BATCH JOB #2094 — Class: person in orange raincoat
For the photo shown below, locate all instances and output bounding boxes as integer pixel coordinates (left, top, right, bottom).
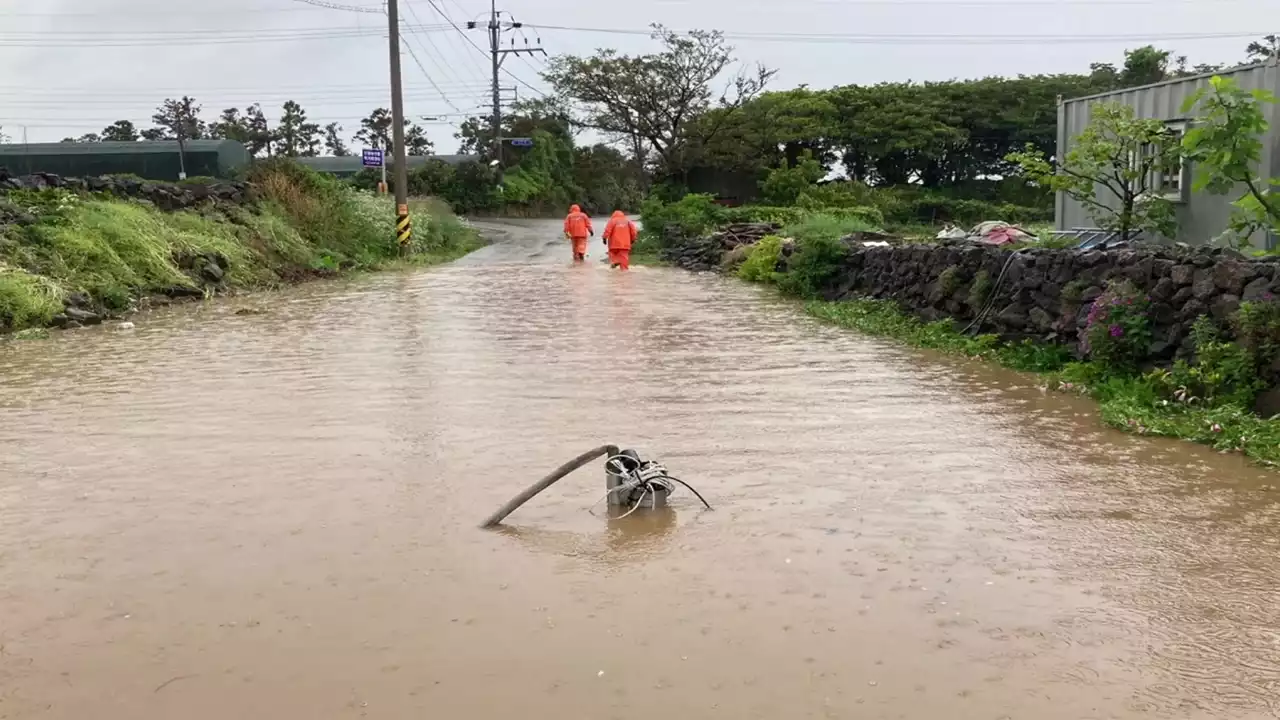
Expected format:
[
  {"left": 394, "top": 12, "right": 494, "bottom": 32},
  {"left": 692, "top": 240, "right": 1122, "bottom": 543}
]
[
  {"left": 602, "top": 210, "right": 638, "bottom": 270},
  {"left": 563, "top": 204, "right": 593, "bottom": 262}
]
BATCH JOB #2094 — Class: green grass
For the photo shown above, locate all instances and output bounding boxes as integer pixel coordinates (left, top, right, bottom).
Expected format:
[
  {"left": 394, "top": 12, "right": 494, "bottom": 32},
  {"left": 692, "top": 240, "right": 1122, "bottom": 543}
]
[
  {"left": 779, "top": 212, "right": 880, "bottom": 243},
  {"left": 803, "top": 297, "right": 1280, "bottom": 467},
  {"left": 0, "top": 162, "right": 480, "bottom": 334},
  {"left": 628, "top": 237, "right": 665, "bottom": 266}
]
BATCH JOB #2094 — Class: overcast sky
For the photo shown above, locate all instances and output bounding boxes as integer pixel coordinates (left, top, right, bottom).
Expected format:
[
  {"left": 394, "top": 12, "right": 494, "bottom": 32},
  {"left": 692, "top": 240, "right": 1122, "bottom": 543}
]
[{"left": 0, "top": 0, "right": 1268, "bottom": 151}]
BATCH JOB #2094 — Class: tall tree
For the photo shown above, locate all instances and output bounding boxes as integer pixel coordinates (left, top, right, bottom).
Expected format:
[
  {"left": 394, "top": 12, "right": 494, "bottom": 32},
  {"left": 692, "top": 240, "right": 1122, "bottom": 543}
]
[
  {"left": 354, "top": 108, "right": 431, "bottom": 154},
  {"left": 1247, "top": 34, "right": 1280, "bottom": 62},
  {"left": 244, "top": 104, "right": 274, "bottom": 157},
  {"left": 276, "top": 100, "right": 322, "bottom": 157},
  {"left": 150, "top": 96, "right": 205, "bottom": 178},
  {"left": 404, "top": 122, "right": 432, "bottom": 155},
  {"left": 355, "top": 108, "right": 394, "bottom": 150},
  {"left": 100, "top": 120, "right": 139, "bottom": 141},
  {"left": 210, "top": 108, "right": 251, "bottom": 143},
  {"left": 543, "top": 24, "right": 775, "bottom": 177},
  {"left": 323, "top": 122, "right": 350, "bottom": 156}
]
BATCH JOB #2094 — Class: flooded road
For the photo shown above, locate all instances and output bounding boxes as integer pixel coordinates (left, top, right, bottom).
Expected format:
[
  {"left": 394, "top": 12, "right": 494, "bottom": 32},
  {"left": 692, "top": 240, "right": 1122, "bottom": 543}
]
[{"left": 3, "top": 218, "right": 1280, "bottom": 719}]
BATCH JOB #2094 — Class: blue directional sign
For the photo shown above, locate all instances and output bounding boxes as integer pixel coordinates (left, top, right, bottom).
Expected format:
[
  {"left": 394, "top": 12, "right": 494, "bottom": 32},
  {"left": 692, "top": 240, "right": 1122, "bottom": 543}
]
[
  {"left": 362, "top": 148, "right": 384, "bottom": 167},
  {"left": 508, "top": 137, "right": 534, "bottom": 148}
]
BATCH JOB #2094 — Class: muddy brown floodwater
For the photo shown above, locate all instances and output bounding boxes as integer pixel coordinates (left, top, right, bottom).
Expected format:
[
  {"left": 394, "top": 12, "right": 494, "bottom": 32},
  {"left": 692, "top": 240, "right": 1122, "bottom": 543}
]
[{"left": 3, "top": 218, "right": 1280, "bottom": 720}]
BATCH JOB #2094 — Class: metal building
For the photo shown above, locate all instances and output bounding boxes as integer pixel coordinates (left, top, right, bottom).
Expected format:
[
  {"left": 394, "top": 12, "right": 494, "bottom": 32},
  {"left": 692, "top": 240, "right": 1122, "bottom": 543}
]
[
  {"left": 0, "top": 140, "right": 251, "bottom": 180},
  {"left": 1056, "top": 60, "right": 1280, "bottom": 249}
]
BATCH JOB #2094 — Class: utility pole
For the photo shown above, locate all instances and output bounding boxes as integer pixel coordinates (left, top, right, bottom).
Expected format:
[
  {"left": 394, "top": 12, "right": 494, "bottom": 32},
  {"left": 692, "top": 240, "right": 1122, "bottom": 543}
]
[
  {"left": 471, "top": 4, "right": 544, "bottom": 177},
  {"left": 387, "top": 0, "right": 411, "bottom": 253}
]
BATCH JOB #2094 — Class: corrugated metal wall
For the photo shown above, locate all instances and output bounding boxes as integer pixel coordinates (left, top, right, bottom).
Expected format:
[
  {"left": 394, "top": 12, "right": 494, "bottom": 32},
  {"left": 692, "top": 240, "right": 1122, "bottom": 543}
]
[
  {"left": 0, "top": 140, "right": 250, "bottom": 181},
  {"left": 1057, "top": 62, "right": 1280, "bottom": 249}
]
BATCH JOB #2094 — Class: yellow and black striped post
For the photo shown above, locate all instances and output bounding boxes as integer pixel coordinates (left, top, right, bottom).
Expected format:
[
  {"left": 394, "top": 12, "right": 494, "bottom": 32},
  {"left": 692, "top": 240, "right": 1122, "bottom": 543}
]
[{"left": 396, "top": 203, "right": 412, "bottom": 254}]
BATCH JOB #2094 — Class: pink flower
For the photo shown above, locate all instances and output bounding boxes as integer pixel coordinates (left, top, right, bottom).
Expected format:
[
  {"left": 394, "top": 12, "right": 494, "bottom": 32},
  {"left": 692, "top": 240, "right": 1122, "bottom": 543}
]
[
  {"left": 1109, "top": 324, "right": 1124, "bottom": 338},
  {"left": 1211, "top": 423, "right": 1223, "bottom": 433}
]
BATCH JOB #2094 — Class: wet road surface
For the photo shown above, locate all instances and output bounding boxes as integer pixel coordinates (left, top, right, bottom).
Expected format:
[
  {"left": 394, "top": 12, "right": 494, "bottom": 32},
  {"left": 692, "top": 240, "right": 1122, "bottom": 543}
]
[{"left": 2, "top": 218, "right": 1280, "bottom": 719}]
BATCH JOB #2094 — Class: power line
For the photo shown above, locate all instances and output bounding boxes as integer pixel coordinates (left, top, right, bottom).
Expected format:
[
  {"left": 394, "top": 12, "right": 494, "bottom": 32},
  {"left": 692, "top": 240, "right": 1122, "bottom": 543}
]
[
  {"left": 417, "top": 0, "right": 491, "bottom": 85},
  {"left": 0, "top": 0, "right": 1272, "bottom": 14},
  {"left": 525, "top": 24, "right": 1265, "bottom": 45},
  {"left": 399, "top": 36, "right": 462, "bottom": 111},
  {"left": 291, "top": 0, "right": 383, "bottom": 13}
]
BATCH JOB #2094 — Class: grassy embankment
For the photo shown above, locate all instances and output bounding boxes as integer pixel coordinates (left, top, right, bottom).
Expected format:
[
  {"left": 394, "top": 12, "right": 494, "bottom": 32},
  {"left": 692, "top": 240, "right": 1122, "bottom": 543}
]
[
  {"left": 0, "top": 160, "right": 482, "bottom": 336},
  {"left": 641, "top": 193, "right": 1280, "bottom": 467}
]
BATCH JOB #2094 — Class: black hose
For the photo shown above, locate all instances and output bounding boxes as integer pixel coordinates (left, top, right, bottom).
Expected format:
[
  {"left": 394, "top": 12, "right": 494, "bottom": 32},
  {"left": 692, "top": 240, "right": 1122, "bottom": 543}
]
[
  {"left": 661, "top": 475, "right": 713, "bottom": 510},
  {"left": 960, "top": 248, "right": 1026, "bottom": 336},
  {"left": 480, "top": 444, "right": 620, "bottom": 528}
]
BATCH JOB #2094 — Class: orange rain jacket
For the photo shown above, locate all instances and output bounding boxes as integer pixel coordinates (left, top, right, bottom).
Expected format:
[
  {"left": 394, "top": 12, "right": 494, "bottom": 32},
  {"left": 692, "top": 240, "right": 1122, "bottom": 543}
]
[
  {"left": 563, "top": 205, "right": 593, "bottom": 239},
  {"left": 603, "top": 211, "right": 637, "bottom": 250}
]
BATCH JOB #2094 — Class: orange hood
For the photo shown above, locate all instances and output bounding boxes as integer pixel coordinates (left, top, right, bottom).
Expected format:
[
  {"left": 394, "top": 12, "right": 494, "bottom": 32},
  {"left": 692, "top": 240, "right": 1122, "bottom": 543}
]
[{"left": 569, "top": 205, "right": 581, "bottom": 214}]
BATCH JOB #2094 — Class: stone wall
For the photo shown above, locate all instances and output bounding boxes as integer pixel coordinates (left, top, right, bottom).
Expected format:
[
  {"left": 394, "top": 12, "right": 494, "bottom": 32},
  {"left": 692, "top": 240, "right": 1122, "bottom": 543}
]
[
  {"left": 0, "top": 169, "right": 254, "bottom": 211},
  {"left": 661, "top": 226, "right": 1280, "bottom": 363}
]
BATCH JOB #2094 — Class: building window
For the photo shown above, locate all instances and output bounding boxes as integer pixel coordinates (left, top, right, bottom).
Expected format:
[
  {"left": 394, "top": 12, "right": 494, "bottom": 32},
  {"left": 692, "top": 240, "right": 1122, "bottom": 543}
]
[{"left": 1134, "top": 121, "right": 1188, "bottom": 202}]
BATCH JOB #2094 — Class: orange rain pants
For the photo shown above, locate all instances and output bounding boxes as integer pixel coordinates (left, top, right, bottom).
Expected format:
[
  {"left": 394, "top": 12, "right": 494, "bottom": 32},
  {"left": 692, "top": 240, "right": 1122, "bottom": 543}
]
[
  {"left": 602, "top": 211, "right": 637, "bottom": 271},
  {"left": 564, "top": 204, "right": 593, "bottom": 262}
]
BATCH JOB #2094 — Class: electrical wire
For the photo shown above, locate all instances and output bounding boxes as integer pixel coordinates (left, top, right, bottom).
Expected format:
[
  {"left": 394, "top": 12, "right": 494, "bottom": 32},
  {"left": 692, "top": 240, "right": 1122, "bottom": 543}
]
[
  {"left": 524, "top": 24, "right": 1263, "bottom": 45},
  {"left": 402, "top": 1, "right": 475, "bottom": 90},
  {"left": 0, "top": 0, "right": 1271, "bottom": 15},
  {"left": 292, "top": 0, "right": 383, "bottom": 13},
  {"left": 615, "top": 487, "right": 650, "bottom": 519},
  {"left": 417, "top": 0, "right": 492, "bottom": 85},
  {"left": 399, "top": 37, "right": 462, "bottom": 111}
]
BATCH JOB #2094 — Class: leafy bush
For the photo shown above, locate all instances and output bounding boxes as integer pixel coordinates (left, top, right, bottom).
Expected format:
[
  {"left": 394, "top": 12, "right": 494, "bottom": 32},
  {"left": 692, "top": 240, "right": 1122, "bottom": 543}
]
[
  {"left": 1080, "top": 280, "right": 1152, "bottom": 374},
  {"left": 864, "top": 186, "right": 1052, "bottom": 227},
  {"left": 721, "top": 205, "right": 805, "bottom": 226},
  {"left": 1234, "top": 299, "right": 1280, "bottom": 372},
  {"left": 760, "top": 153, "right": 826, "bottom": 206},
  {"left": 639, "top": 193, "right": 727, "bottom": 245},
  {"left": 737, "top": 235, "right": 783, "bottom": 283},
  {"left": 776, "top": 234, "right": 848, "bottom": 299},
  {"left": 780, "top": 212, "right": 878, "bottom": 245},
  {"left": 1148, "top": 317, "right": 1261, "bottom": 407}
]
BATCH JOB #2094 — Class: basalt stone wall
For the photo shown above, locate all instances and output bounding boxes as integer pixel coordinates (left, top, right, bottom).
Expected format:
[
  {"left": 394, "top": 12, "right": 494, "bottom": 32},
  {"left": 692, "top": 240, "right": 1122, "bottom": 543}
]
[
  {"left": 0, "top": 169, "right": 255, "bottom": 211},
  {"left": 822, "top": 242, "right": 1280, "bottom": 361},
  {"left": 663, "top": 226, "right": 1280, "bottom": 364}
]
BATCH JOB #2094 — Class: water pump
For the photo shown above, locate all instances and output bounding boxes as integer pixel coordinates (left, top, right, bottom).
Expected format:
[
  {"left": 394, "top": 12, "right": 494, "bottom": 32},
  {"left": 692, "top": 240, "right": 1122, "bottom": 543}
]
[{"left": 480, "top": 444, "right": 711, "bottom": 528}]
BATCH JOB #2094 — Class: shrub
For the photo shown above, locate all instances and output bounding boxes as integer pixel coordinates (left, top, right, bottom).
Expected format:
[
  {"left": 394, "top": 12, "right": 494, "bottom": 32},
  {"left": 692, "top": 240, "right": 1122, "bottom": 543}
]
[
  {"left": 1080, "top": 280, "right": 1152, "bottom": 374},
  {"left": 760, "top": 154, "right": 825, "bottom": 206},
  {"left": 721, "top": 205, "right": 805, "bottom": 226},
  {"left": 780, "top": 212, "right": 878, "bottom": 245},
  {"left": 737, "top": 235, "right": 784, "bottom": 283},
  {"left": 776, "top": 234, "right": 848, "bottom": 299},
  {"left": 639, "top": 193, "right": 726, "bottom": 245},
  {"left": 1234, "top": 299, "right": 1280, "bottom": 372},
  {"left": 1148, "top": 317, "right": 1261, "bottom": 407}
]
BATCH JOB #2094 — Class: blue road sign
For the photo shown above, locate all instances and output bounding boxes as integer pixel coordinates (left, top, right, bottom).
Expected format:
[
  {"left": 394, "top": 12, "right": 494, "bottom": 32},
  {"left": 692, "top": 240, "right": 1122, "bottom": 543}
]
[
  {"left": 508, "top": 137, "right": 534, "bottom": 148},
  {"left": 362, "top": 148, "right": 384, "bottom": 167}
]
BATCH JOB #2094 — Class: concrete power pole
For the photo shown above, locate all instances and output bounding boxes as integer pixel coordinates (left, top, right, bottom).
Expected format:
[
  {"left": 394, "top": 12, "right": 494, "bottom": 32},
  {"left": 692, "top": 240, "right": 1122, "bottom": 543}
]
[
  {"left": 473, "top": 3, "right": 544, "bottom": 176},
  {"left": 387, "top": 0, "right": 412, "bottom": 253}
]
